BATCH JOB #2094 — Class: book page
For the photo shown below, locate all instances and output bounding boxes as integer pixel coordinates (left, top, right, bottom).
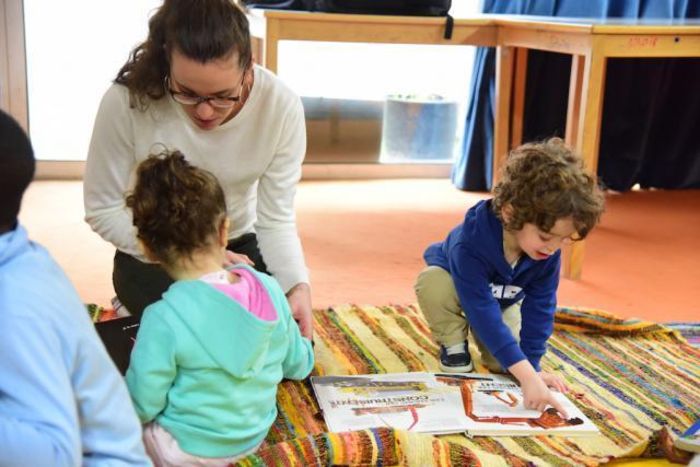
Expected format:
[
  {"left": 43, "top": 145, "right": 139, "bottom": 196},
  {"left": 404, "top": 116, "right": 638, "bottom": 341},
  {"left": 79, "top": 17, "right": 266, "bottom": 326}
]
[
  {"left": 434, "top": 373, "right": 599, "bottom": 437},
  {"left": 312, "top": 372, "right": 470, "bottom": 434},
  {"left": 312, "top": 372, "right": 600, "bottom": 437}
]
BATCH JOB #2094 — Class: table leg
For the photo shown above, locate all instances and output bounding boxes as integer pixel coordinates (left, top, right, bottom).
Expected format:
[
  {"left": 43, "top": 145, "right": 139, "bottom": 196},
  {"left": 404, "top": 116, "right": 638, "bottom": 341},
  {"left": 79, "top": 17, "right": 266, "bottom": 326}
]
[
  {"left": 577, "top": 49, "right": 606, "bottom": 175},
  {"left": 562, "top": 48, "right": 607, "bottom": 280},
  {"left": 565, "top": 54, "right": 585, "bottom": 148},
  {"left": 251, "top": 36, "right": 264, "bottom": 68},
  {"left": 510, "top": 47, "right": 528, "bottom": 149},
  {"left": 493, "top": 45, "right": 515, "bottom": 187},
  {"left": 264, "top": 18, "right": 280, "bottom": 74}
]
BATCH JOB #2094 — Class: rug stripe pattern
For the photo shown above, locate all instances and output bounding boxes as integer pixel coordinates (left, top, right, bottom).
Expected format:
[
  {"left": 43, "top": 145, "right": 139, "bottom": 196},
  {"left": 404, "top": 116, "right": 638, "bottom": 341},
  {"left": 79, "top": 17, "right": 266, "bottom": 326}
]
[{"left": 236, "top": 305, "right": 700, "bottom": 466}]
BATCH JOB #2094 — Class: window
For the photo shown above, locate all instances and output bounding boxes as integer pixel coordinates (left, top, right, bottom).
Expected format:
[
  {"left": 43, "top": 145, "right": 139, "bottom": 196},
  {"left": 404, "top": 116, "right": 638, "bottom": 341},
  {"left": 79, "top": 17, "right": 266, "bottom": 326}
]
[
  {"left": 24, "top": 0, "right": 161, "bottom": 161},
  {"left": 279, "top": 41, "right": 475, "bottom": 163},
  {"left": 23, "top": 1, "right": 479, "bottom": 165}
]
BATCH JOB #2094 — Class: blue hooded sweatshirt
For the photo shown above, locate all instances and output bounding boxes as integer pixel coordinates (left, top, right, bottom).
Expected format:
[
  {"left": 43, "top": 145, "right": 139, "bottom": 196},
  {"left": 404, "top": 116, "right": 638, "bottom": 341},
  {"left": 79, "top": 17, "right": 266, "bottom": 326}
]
[
  {"left": 126, "top": 264, "right": 314, "bottom": 458},
  {"left": 424, "top": 200, "right": 560, "bottom": 371},
  {"left": 0, "top": 225, "right": 150, "bottom": 466}
]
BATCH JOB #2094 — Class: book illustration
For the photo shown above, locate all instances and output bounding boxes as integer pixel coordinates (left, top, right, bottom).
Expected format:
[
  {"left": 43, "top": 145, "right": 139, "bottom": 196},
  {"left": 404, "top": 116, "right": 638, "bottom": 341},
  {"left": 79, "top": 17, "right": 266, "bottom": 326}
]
[
  {"left": 314, "top": 375, "right": 434, "bottom": 431},
  {"left": 311, "top": 373, "right": 470, "bottom": 434},
  {"left": 314, "top": 375, "right": 432, "bottom": 396},
  {"left": 353, "top": 404, "right": 426, "bottom": 431},
  {"left": 435, "top": 373, "right": 597, "bottom": 436},
  {"left": 312, "top": 372, "right": 599, "bottom": 437}
]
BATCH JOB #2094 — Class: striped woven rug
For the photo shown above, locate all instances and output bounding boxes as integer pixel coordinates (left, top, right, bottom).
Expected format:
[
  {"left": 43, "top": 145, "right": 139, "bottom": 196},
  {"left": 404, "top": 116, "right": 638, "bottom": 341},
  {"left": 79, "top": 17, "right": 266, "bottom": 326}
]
[
  {"left": 236, "top": 305, "right": 699, "bottom": 467},
  {"left": 665, "top": 322, "right": 700, "bottom": 349}
]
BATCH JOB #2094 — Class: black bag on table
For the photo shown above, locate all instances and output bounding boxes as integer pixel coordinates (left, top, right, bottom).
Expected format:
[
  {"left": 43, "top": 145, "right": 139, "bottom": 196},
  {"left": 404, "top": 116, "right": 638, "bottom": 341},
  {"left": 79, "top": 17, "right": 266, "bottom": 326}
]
[
  {"left": 242, "top": 0, "right": 452, "bottom": 17},
  {"left": 241, "top": 0, "right": 454, "bottom": 38}
]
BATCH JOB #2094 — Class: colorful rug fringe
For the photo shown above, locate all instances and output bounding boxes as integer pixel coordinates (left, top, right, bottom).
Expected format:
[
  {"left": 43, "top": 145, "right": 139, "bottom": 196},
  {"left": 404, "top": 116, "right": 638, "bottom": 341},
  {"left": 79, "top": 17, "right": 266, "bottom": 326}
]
[
  {"left": 665, "top": 322, "right": 700, "bottom": 349},
  {"left": 235, "top": 305, "right": 700, "bottom": 466}
]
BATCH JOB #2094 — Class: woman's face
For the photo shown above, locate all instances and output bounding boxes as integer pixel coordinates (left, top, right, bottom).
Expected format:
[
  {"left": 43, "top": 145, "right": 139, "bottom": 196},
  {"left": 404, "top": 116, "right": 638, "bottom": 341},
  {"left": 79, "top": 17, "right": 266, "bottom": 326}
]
[{"left": 168, "top": 48, "right": 248, "bottom": 130}]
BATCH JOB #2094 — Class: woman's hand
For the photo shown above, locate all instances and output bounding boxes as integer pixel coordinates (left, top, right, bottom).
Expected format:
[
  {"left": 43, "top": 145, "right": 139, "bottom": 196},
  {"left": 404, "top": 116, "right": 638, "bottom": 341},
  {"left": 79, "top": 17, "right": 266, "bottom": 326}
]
[
  {"left": 223, "top": 250, "right": 254, "bottom": 267},
  {"left": 286, "top": 283, "right": 313, "bottom": 340}
]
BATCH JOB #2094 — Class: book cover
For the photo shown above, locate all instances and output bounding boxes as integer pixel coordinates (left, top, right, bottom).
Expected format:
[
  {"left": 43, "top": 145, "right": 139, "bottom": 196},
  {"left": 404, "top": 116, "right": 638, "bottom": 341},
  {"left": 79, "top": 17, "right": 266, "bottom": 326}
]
[
  {"left": 311, "top": 372, "right": 470, "bottom": 434},
  {"left": 94, "top": 315, "right": 140, "bottom": 375}
]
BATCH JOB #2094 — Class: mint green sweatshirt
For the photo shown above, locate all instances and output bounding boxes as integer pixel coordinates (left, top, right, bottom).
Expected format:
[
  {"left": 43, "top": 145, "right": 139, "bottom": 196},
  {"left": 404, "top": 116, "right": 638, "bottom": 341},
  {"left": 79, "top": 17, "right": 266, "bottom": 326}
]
[{"left": 125, "top": 266, "right": 314, "bottom": 457}]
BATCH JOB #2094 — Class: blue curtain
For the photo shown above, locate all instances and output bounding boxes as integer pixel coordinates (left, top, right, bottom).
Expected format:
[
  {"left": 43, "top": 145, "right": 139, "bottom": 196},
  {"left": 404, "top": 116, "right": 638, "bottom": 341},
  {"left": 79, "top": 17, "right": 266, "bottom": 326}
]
[{"left": 453, "top": 0, "right": 700, "bottom": 191}]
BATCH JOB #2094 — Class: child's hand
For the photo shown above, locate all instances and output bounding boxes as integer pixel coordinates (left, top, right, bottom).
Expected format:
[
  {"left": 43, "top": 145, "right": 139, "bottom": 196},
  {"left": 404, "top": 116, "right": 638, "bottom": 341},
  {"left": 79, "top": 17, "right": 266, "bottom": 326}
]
[
  {"left": 224, "top": 250, "right": 254, "bottom": 267},
  {"left": 539, "top": 371, "right": 568, "bottom": 393},
  {"left": 521, "top": 375, "right": 568, "bottom": 418},
  {"left": 509, "top": 360, "right": 568, "bottom": 418}
]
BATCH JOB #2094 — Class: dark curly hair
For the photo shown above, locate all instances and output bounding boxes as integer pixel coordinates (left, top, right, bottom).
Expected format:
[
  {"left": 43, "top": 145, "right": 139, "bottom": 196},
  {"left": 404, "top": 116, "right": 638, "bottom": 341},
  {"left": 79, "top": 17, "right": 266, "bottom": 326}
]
[
  {"left": 115, "top": 0, "right": 251, "bottom": 108},
  {"left": 126, "top": 150, "right": 227, "bottom": 267},
  {"left": 492, "top": 138, "right": 605, "bottom": 240}
]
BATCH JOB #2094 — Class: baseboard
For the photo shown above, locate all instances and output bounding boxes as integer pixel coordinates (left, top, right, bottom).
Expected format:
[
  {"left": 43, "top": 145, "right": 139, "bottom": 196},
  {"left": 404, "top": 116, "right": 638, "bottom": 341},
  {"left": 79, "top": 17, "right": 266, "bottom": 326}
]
[
  {"left": 302, "top": 163, "right": 452, "bottom": 180},
  {"left": 36, "top": 160, "right": 85, "bottom": 180},
  {"left": 35, "top": 160, "right": 452, "bottom": 181}
]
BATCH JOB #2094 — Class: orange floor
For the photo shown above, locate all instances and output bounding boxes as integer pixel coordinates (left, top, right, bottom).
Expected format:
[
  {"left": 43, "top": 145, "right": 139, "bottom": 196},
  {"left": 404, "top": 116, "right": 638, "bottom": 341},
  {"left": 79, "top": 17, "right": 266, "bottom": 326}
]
[{"left": 20, "top": 179, "right": 700, "bottom": 323}]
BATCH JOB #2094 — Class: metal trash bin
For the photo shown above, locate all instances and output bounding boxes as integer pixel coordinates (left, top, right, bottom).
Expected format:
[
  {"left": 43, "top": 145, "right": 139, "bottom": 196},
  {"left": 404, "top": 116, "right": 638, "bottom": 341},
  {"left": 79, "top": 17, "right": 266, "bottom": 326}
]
[{"left": 380, "top": 94, "right": 458, "bottom": 162}]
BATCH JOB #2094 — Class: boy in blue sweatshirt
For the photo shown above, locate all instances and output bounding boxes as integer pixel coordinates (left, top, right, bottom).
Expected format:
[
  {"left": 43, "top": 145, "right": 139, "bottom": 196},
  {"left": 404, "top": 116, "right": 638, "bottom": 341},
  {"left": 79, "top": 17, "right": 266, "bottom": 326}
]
[
  {"left": 415, "top": 138, "right": 605, "bottom": 416},
  {"left": 0, "top": 111, "right": 150, "bottom": 465}
]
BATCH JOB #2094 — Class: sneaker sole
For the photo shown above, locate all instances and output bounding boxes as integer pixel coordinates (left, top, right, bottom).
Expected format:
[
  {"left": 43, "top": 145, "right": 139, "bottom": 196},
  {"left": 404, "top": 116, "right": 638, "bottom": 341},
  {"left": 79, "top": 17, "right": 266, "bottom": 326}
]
[{"left": 439, "top": 361, "right": 474, "bottom": 373}]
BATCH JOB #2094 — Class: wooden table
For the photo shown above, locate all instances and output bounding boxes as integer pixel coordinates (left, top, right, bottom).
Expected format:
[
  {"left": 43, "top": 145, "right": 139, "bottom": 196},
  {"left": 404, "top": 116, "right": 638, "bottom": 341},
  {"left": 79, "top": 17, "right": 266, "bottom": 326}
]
[
  {"left": 246, "top": 9, "right": 497, "bottom": 74},
  {"left": 246, "top": 10, "right": 700, "bottom": 280},
  {"left": 492, "top": 17, "right": 700, "bottom": 278}
]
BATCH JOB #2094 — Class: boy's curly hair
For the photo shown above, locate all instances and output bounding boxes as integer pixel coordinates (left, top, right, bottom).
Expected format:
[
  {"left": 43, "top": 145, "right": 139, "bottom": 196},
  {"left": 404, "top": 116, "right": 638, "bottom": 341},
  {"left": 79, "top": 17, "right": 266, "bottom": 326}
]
[
  {"left": 126, "top": 150, "right": 226, "bottom": 267},
  {"left": 492, "top": 138, "right": 605, "bottom": 239}
]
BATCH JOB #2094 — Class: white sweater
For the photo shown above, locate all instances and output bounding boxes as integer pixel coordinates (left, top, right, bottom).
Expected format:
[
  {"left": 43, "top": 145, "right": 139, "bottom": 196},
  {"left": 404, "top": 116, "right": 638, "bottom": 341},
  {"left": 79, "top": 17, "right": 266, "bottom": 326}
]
[{"left": 84, "top": 65, "right": 308, "bottom": 292}]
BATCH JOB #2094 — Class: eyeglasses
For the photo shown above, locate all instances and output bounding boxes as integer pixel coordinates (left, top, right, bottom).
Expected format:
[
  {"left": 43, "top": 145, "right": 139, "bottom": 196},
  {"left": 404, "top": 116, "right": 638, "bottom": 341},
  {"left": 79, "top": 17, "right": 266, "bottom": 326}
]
[{"left": 166, "top": 70, "right": 247, "bottom": 109}]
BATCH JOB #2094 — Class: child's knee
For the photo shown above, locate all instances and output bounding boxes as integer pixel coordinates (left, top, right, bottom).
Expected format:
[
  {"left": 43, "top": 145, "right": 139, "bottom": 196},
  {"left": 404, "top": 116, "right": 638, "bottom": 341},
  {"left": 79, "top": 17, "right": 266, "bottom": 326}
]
[{"left": 415, "top": 266, "right": 454, "bottom": 300}]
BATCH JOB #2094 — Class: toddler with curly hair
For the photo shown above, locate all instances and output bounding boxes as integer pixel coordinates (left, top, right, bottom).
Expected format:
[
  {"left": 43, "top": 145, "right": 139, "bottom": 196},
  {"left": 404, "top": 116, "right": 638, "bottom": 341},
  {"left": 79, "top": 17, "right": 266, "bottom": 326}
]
[
  {"left": 124, "top": 150, "right": 314, "bottom": 466},
  {"left": 415, "top": 138, "right": 605, "bottom": 417}
]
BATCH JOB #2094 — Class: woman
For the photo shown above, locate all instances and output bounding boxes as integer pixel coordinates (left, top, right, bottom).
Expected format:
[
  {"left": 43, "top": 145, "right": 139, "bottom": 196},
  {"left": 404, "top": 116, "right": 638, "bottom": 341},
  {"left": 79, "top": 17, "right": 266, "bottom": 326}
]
[{"left": 83, "top": 0, "right": 312, "bottom": 338}]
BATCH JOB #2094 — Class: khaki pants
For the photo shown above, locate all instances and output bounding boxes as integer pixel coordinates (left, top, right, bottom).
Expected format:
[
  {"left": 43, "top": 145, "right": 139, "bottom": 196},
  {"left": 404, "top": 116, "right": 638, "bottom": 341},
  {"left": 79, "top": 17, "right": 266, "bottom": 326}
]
[{"left": 414, "top": 266, "right": 522, "bottom": 372}]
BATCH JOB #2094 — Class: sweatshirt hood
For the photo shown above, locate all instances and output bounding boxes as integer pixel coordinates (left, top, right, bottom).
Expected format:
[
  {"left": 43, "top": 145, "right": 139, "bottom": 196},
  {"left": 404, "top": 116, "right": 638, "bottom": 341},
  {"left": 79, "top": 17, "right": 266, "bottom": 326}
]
[
  {"left": 0, "top": 225, "right": 29, "bottom": 267},
  {"left": 462, "top": 200, "right": 513, "bottom": 277},
  {"left": 159, "top": 271, "right": 278, "bottom": 378},
  {"left": 464, "top": 200, "right": 544, "bottom": 279}
]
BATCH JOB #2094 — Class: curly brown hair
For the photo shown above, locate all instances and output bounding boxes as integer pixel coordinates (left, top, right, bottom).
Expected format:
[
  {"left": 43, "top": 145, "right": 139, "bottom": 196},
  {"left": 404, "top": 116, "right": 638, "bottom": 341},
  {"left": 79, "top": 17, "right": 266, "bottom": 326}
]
[
  {"left": 126, "top": 150, "right": 226, "bottom": 267},
  {"left": 115, "top": 0, "right": 251, "bottom": 109},
  {"left": 492, "top": 138, "right": 605, "bottom": 239}
]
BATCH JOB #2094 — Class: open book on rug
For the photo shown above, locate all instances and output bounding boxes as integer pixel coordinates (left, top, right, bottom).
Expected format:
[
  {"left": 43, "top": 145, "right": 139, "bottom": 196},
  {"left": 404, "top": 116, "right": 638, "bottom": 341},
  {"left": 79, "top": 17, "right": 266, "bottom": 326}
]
[{"left": 311, "top": 372, "right": 599, "bottom": 437}]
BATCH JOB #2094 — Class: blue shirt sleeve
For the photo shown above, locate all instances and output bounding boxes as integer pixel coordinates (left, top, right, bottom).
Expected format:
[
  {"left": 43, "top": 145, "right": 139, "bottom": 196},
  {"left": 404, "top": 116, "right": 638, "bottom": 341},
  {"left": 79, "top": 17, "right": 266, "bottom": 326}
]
[
  {"left": 126, "top": 310, "right": 177, "bottom": 424},
  {"left": 258, "top": 272, "right": 314, "bottom": 380},
  {"left": 281, "top": 311, "right": 315, "bottom": 380},
  {"left": 520, "top": 257, "right": 560, "bottom": 371}
]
